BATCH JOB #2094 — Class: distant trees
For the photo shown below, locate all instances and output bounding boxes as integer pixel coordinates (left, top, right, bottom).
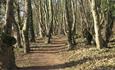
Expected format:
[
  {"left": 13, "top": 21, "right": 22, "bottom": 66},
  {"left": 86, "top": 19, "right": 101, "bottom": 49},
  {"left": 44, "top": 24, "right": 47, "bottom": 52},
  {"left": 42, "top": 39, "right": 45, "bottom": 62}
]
[
  {"left": 31, "top": 0, "right": 114, "bottom": 49},
  {"left": 77, "top": 0, "right": 94, "bottom": 45},
  {"left": 0, "top": 1, "right": 114, "bottom": 65},
  {"left": 0, "top": 0, "right": 115, "bottom": 69}
]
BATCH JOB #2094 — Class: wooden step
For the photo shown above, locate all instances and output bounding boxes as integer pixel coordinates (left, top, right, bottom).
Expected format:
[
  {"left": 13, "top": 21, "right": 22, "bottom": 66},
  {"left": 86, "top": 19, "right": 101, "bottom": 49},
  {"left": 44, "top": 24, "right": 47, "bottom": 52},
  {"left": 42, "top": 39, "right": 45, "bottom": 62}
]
[
  {"left": 30, "top": 47, "right": 69, "bottom": 53},
  {"left": 30, "top": 43, "right": 66, "bottom": 48},
  {"left": 30, "top": 46, "right": 68, "bottom": 51}
]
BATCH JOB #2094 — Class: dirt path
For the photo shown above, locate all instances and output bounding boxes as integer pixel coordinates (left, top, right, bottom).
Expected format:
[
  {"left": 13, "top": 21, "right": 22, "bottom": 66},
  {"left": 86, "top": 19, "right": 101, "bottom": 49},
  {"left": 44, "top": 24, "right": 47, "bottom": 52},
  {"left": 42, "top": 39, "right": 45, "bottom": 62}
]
[
  {"left": 16, "top": 36, "right": 68, "bottom": 70},
  {"left": 17, "top": 52, "right": 66, "bottom": 70}
]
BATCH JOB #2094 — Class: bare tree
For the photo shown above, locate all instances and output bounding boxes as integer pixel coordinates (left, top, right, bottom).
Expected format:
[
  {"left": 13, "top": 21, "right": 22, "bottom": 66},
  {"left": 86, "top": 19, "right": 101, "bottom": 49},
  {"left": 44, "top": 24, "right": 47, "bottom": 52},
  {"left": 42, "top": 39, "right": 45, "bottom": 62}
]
[
  {"left": 65, "top": 0, "right": 76, "bottom": 49},
  {"left": 1, "top": 0, "right": 16, "bottom": 69},
  {"left": 45, "top": 0, "right": 54, "bottom": 43},
  {"left": 22, "top": 0, "right": 31, "bottom": 53},
  {"left": 89, "top": 0, "right": 104, "bottom": 49},
  {"left": 28, "top": 0, "right": 36, "bottom": 42}
]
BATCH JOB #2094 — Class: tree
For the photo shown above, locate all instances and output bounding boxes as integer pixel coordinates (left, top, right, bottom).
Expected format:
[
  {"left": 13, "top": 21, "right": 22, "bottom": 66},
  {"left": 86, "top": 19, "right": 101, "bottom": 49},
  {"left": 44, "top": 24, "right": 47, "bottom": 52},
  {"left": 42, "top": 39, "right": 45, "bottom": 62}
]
[
  {"left": 101, "top": 0, "right": 113, "bottom": 45},
  {"left": 14, "top": 0, "right": 23, "bottom": 48},
  {"left": 89, "top": 0, "right": 104, "bottom": 49},
  {"left": 45, "top": 0, "right": 54, "bottom": 43},
  {"left": 1, "top": 0, "right": 16, "bottom": 69},
  {"left": 89, "top": 0, "right": 114, "bottom": 48},
  {"left": 65, "top": 0, "right": 76, "bottom": 49},
  {"left": 28, "top": 0, "right": 36, "bottom": 42},
  {"left": 22, "top": 0, "right": 31, "bottom": 53}
]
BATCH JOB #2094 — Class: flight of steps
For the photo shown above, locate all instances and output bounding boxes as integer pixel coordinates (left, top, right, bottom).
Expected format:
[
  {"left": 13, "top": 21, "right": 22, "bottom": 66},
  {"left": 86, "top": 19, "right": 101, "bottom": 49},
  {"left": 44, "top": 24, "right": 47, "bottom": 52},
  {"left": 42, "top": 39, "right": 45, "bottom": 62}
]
[{"left": 29, "top": 37, "right": 68, "bottom": 53}]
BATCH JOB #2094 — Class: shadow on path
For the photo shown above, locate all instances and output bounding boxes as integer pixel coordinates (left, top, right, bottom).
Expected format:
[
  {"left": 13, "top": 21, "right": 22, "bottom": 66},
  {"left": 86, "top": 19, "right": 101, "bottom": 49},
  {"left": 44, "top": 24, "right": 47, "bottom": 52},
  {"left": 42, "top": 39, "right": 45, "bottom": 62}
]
[
  {"left": 18, "top": 54, "right": 115, "bottom": 70},
  {"left": 18, "top": 60, "right": 81, "bottom": 70},
  {"left": 18, "top": 56, "right": 92, "bottom": 70}
]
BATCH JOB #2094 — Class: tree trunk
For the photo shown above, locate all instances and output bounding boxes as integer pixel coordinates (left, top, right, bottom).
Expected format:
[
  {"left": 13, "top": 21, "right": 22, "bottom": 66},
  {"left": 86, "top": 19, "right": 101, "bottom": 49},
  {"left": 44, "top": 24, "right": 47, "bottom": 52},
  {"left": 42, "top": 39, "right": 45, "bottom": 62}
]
[
  {"left": 22, "top": 0, "right": 30, "bottom": 53},
  {"left": 3, "top": 0, "right": 16, "bottom": 69},
  {"left": 45, "top": 0, "right": 53, "bottom": 44},
  {"left": 65, "top": 0, "right": 76, "bottom": 49},
  {"left": 0, "top": 40, "right": 8, "bottom": 70},
  {"left": 28, "top": 0, "right": 36, "bottom": 42},
  {"left": 90, "top": 0, "right": 103, "bottom": 49},
  {"left": 102, "top": 0, "right": 113, "bottom": 45}
]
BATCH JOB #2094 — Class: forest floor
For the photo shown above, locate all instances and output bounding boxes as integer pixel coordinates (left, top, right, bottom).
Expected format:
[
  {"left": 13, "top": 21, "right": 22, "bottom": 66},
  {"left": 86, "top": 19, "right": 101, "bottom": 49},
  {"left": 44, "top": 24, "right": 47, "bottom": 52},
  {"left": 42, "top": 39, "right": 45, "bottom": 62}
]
[
  {"left": 15, "top": 34, "right": 115, "bottom": 70},
  {"left": 16, "top": 36, "right": 68, "bottom": 70}
]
